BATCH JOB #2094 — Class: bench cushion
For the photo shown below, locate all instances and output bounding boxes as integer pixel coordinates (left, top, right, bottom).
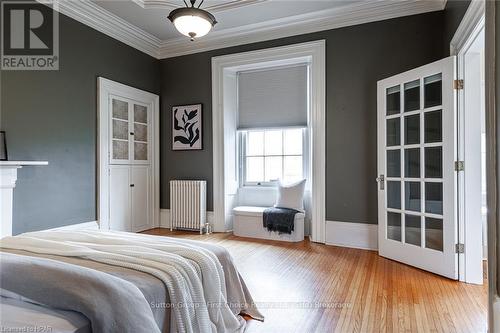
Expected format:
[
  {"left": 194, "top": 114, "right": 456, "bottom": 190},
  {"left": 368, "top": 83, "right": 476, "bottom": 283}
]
[{"left": 233, "top": 206, "right": 305, "bottom": 219}]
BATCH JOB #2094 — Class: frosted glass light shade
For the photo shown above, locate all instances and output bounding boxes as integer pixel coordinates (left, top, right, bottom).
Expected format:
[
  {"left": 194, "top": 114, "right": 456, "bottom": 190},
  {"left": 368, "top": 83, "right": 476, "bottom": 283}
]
[{"left": 168, "top": 7, "right": 217, "bottom": 40}]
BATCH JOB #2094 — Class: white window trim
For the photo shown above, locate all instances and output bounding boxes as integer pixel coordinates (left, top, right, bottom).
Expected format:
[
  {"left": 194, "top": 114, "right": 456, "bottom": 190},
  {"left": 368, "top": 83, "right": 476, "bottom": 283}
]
[
  {"left": 211, "top": 40, "right": 326, "bottom": 243},
  {"left": 239, "top": 128, "right": 307, "bottom": 187}
]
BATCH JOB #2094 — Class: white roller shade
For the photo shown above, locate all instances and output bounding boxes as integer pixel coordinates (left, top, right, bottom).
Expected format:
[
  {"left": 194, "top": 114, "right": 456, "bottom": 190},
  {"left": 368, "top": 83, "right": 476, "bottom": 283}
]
[{"left": 237, "top": 64, "right": 308, "bottom": 129}]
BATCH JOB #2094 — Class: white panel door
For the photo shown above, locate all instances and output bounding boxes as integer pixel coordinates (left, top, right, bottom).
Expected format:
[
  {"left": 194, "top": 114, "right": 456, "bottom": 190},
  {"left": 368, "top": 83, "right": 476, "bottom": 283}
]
[
  {"left": 109, "top": 166, "right": 131, "bottom": 231},
  {"left": 377, "top": 57, "right": 458, "bottom": 279},
  {"left": 130, "top": 166, "right": 150, "bottom": 232}
]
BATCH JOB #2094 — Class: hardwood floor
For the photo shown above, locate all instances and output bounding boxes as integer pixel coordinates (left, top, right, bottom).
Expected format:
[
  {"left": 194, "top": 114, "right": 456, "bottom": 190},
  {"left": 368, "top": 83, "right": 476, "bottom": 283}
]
[{"left": 143, "top": 229, "right": 488, "bottom": 333}]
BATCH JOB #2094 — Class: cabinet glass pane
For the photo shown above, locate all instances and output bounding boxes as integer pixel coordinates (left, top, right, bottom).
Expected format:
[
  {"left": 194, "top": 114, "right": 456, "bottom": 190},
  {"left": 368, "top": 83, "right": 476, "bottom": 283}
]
[
  {"left": 246, "top": 157, "right": 264, "bottom": 182},
  {"left": 386, "top": 85, "right": 400, "bottom": 115},
  {"left": 387, "top": 150, "right": 401, "bottom": 177},
  {"left": 134, "top": 142, "right": 148, "bottom": 161},
  {"left": 425, "top": 147, "right": 442, "bottom": 178},
  {"left": 113, "top": 119, "right": 128, "bottom": 140},
  {"left": 134, "top": 104, "right": 147, "bottom": 124},
  {"left": 424, "top": 110, "right": 442, "bottom": 143},
  {"left": 405, "top": 182, "right": 421, "bottom": 212},
  {"left": 405, "top": 114, "right": 420, "bottom": 145},
  {"left": 405, "top": 148, "right": 420, "bottom": 178},
  {"left": 405, "top": 214, "right": 421, "bottom": 247},
  {"left": 425, "top": 182, "right": 443, "bottom": 215},
  {"left": 112, "top": 99, "right": 128, "bottom": 120},
  {"left": 386, "top": 118, "right": 400, "bottom": 147},
  {"left": 425, "top": 217, "right": 443, "bottom": 251},
  {"left": 424, "top": 73, "right": 442, "bottom": 108},
  {"left": 387, "top": 181, "right": 401, "bottom": 209},
  {"left": 387, "top": 212, "right": 401, "bottom": 242},
  {"left": 404, "top": 80, "right": 420, "bottom": 112},
  {"left": 112, "top": 140, "right": 128, "bottom": 160},
  {"left": 134, "top": 123, "right": 147, "bottom": 142},
  {"left": 264, "top": 156, "right": 283, "bottom": 182}
]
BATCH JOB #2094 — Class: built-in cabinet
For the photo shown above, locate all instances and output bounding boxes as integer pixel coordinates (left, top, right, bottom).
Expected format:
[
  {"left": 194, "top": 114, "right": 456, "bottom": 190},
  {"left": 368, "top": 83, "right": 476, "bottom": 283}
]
[{"left": 99, "top": 78, "right": 159, "bottom": 232}]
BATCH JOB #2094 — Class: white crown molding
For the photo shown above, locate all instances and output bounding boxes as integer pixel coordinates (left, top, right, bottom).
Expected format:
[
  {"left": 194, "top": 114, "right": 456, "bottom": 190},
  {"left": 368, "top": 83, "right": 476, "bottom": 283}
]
[
  {"left": 42, "top": 0, "right": 446, "bottom": 59},
  {"left": 132, "top": 0, "right": 267, "bottom": 13},
  {"left": 158, "top": 0, "right": 447, "bottom": 58},
  {"left": 44, "top": 0, "right": 161, "bottom": 58}
]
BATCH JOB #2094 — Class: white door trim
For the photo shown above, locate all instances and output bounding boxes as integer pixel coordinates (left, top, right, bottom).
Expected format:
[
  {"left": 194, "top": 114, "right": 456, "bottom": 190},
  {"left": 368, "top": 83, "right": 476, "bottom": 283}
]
[
  {"left": 211, "top": 40, "right": 326, "bottom": 242},
  {"left": 452, "top": 3, "right": 486, "bottom": 284},
  {"left": 450, "top": 0, "right": 485, "bottom": 56},
  {"left": 97, "top": 77, "right": 160, "bottom": 230}
]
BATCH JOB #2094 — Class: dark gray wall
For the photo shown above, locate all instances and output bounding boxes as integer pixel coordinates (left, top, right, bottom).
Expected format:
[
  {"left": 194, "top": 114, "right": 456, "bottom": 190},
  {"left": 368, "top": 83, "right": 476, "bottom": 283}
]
[
  {"left": 443, "top": 0, "right": 471, "bottom": 54},
  {"left": 1, "top": 13, "right": 161, "bottom": 234},
  {"left": 160, "top": 12, "right": 445, "bottom": 223}
]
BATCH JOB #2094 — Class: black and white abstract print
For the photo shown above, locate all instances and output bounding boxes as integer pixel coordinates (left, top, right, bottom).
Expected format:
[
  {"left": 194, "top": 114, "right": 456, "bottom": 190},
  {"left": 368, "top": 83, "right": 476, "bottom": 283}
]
[{"left": 172, "top": 104, "right": 202, "bottom": 150}]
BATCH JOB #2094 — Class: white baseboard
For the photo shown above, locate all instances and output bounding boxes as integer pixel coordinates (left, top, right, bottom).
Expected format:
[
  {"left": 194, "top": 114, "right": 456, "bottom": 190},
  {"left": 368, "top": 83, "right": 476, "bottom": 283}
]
[
  {"left": 160, "top": 209, "right": 214, "bottom": 229},
  {"left": 48, "top": 221, "right": 99, "bottom": 231},
  {"left": 325, "top": 220, "right": 378, "bottom": 251}
]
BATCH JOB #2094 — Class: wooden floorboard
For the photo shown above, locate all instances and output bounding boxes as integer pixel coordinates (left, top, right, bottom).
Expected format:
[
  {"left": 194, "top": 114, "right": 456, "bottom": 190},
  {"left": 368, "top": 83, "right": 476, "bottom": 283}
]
[{"left": 142, "top": 228, "right": 488, "bottom": 333}]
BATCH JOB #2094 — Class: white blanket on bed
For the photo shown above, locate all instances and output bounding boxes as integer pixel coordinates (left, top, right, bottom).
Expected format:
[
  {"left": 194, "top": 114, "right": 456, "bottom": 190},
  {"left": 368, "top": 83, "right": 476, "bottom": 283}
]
[{"left": 0, "top": 230, "right": 246, "bottom": 333}]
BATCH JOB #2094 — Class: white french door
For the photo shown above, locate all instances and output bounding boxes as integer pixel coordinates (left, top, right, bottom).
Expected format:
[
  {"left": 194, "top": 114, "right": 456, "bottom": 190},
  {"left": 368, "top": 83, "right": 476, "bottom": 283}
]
[{"left": 377, "top": 57, "right": 458, "bottom": 279}]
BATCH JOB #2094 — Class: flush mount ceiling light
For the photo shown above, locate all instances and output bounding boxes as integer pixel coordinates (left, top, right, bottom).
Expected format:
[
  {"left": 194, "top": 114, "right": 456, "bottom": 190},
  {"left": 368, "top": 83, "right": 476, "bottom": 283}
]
[{"left": 168, "top": 0, "right": 217, "bottom": 41}]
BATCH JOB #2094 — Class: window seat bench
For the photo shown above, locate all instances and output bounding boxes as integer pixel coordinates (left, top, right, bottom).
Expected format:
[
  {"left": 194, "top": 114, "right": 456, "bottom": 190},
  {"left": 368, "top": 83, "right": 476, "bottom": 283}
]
[{"left": 232, "top": 206, "right": 305, "bottom": 242}]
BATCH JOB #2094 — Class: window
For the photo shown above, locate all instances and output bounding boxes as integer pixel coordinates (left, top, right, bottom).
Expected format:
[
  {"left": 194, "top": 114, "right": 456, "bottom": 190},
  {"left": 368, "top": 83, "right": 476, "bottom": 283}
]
[{"left": 241, "top": 128, "right": 304, "bottom": 185}]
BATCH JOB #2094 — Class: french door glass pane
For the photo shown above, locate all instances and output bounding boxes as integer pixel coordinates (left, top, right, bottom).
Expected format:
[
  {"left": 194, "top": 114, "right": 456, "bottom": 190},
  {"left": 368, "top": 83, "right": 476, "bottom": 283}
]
[
  {"left": 405, "top": 148, "right": 420, "bottom": 178},
  {"left": 425, "top": 182, "right": 443, "bottom": 214},
  {"left": 404, "top": 80, "right": 420, "bottom": 112},
  {"left": 387, "top": 150, "right": 400, "bottom": 177},
  {"left": 405, "top": 181, "right": 421, "bottom": 212},
  {"left": 387, "top": 212, "right": 402, "bottom": 241},
  {"left": 265, "top": 156, "right": 282, "bottom": 181},
  {"left": 247, "top": 131, "right": 264, "bottom": 156},
  {"left": 405, "top": 114, "right": 420, "bottom": 145},
  {"left": 246, "top": 157, "right": 264, "bottom": 182},
  {"left": 425, "top": 147, "right": 442, "bottom": 178},
  {"left": 386, "top": 85, "right": 400, "bottom": 115},
  {"left": 387, "top": 118, "right": 400, "bottom": 146},
  {"left": 425, "top": 217, "right": 443, "bottom": 251},
  {"left": 264, "top": 130, "right": 282, "bottom": 155},
  {"left": 113, "top": 120, "right": 128, "bottom": 140},
  {"left": 112, "top": 99, "right": 128, "bottom": 120},
  {"left": 112, "top": 140, "right": 128, "bottom": 160},
  {"left": 134, "top": 142, "right": 147, "bottom": 160},
  {"left": 134, "top": 104, "right": 147, "bottom": 123},
  {"left": 283, "top": 156, "right": 302, "bottom": 182},
  {"left": 387, "top": 181, "right": 401, "bottom": 209},
  {"left": 424, "top": 73, "right": 442, "bottom": 108},
  {"left": 284, "top": 129, "right": 303, "bottom": 155},
  {"left": 405, "top": 214, "right": 421, "bottom": 246},
  {"left": 424, "top": 110, "right": 442, "bottom": 143}
]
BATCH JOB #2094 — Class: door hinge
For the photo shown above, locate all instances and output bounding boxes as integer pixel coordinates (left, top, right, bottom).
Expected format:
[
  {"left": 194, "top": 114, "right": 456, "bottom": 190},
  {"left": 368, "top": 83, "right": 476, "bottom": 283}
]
[
  {"left": 455, "top": 243, "right": 465, "bottom": 253},
  {"left": 454, "top": 161, "right": 465, "bottom": 171},
  {"left": 454, "top": 79, "right": 464, "bottom": 90}
]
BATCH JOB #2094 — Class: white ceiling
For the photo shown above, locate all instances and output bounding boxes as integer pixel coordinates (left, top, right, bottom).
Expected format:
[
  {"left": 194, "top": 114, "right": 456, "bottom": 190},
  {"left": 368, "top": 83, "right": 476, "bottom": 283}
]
[
  {"left": 54, "top": 0, "right": 447, "bottom": 58},
  {"left": 93, "top": 0, "right": 363, "bottom": 41}
]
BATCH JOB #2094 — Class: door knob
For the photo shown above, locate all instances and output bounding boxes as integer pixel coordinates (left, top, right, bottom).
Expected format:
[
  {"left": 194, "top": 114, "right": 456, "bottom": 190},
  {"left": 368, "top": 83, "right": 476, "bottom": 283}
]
[{"left": 376, "top": 174, "right": 385, "bottom": 190}]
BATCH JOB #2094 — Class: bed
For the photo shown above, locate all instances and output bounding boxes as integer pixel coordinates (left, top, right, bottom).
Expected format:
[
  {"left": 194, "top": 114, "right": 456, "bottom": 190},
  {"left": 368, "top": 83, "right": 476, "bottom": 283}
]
[{"left": 0, "top": 230, "right": 263, "bottom": 333}]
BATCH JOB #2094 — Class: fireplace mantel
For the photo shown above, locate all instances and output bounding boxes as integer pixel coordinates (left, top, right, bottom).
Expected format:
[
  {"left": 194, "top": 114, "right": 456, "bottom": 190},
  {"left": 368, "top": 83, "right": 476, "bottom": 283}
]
[{"left": 1, "top": 161, "right": 49, "bottom": 237}]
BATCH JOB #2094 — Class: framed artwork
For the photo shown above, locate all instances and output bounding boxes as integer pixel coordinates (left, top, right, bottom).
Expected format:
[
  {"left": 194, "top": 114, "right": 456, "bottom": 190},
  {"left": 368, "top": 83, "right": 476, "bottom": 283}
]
[
  {"left": 0, "top": 131, "right": 6, "bottom": 160},
  {"left": 172, "top": 104, "right": 202, "bottom": 150}
]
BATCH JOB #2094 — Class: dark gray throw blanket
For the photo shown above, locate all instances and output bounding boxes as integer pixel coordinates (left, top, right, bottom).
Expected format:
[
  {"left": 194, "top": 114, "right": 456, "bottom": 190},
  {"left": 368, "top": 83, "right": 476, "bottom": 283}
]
[{"left": 263, "top": 207, "right": 299, "bottom": 234}]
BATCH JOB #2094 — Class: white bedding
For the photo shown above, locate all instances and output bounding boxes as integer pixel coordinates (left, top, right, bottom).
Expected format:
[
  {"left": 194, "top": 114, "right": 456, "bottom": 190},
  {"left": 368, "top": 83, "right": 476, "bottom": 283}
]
[{"left": 0, "top": 230, "right": 263, "bottom": 333}]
